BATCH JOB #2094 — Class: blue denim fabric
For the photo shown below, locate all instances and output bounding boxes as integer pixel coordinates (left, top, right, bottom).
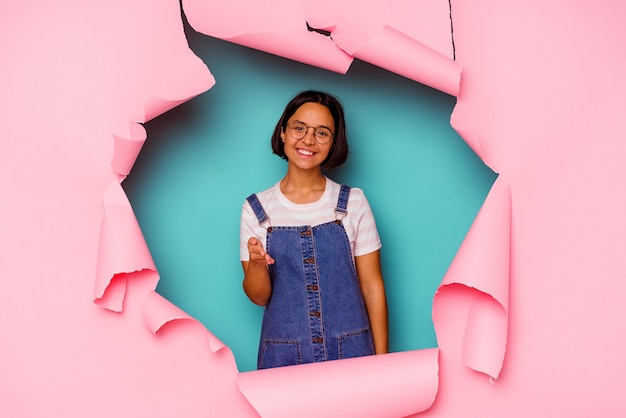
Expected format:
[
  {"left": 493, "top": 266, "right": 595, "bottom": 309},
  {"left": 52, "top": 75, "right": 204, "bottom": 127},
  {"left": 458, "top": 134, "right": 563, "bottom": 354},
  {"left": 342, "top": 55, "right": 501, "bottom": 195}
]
[{"left": 247, "top": 185, "right": 375, "bottom": 369}]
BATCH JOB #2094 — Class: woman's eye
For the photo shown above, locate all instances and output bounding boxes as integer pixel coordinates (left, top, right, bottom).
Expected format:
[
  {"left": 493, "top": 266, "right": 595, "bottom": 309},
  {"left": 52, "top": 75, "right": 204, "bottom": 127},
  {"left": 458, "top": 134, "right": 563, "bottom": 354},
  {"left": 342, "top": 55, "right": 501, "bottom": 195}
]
[{"left": 317, "top": 129, "right": 330, "bottom": 137}]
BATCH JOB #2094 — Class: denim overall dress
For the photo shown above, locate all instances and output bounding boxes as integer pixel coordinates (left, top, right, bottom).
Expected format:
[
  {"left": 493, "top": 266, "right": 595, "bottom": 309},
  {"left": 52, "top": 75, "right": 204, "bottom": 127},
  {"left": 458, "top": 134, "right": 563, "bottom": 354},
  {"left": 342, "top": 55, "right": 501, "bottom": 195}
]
[{"left": 247, "top": 185, "right": 375, "bottom": 369}]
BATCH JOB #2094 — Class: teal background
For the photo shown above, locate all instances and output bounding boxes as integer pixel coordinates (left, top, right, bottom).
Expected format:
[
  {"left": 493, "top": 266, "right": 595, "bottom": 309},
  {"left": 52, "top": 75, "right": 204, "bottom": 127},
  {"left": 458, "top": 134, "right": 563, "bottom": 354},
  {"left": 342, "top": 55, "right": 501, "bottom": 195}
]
[{"left": 123, "top": 24, "right": 497, "bottom": 372}]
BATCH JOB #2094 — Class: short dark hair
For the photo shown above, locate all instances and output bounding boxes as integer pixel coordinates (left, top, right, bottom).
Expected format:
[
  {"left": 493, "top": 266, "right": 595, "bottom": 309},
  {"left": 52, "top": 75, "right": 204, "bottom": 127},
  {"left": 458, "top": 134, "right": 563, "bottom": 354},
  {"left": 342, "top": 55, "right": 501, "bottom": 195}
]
[{"left": 271, "top": 90, "right": 348, "bottom": 170}]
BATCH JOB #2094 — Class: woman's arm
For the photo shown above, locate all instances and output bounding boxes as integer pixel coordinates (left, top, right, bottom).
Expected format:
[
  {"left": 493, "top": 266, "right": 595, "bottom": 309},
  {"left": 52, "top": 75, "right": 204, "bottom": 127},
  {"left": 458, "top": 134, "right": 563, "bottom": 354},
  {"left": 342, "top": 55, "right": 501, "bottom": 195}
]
[
  {"left": 242, "top": 237, "right": 274, "bottom": 306},
  {"left": 355, "top": 250, "right": 388, "bottom": 354}
]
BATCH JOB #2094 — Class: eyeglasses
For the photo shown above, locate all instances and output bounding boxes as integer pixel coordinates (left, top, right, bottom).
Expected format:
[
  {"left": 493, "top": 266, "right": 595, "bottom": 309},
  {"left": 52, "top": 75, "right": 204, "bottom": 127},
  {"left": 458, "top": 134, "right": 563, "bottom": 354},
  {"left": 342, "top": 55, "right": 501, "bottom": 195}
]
[{"left": 286, "top": 122, "right": 334, "bottom": 145}]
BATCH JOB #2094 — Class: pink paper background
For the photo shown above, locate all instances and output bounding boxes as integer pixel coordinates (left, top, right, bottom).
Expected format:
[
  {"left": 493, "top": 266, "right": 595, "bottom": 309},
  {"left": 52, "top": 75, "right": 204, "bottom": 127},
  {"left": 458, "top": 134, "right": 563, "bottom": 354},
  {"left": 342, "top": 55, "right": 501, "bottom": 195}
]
[{"left": 1, "top": 0, "right": 625, "bottom": 416}]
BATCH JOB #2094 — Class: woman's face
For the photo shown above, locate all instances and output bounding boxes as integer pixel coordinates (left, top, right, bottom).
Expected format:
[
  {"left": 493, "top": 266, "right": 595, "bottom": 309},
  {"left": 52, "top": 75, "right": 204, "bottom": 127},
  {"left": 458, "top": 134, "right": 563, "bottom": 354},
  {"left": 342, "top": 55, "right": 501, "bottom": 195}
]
[{"left": 280, "top": 102, "right": 335, "bottom": 172}]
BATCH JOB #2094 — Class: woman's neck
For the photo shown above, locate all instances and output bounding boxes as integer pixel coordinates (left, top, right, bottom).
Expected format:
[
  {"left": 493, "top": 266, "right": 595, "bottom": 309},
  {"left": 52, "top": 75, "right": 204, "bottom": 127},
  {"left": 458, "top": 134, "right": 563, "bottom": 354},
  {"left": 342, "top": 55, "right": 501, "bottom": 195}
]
[{"left": 280, "top": 169, "right": 326, "bottom": 204}]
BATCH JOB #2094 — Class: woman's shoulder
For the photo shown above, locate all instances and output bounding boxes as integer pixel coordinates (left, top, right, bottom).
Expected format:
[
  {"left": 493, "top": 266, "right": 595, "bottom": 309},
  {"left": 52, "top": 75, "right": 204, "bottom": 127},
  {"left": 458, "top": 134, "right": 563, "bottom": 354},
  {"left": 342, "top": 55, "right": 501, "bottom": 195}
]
[
  {"left": 326, "top": 178, "right": 369, "bottom": 208},
  {"left": 244, "top": 181, "right": 280, "bottom": 204}
]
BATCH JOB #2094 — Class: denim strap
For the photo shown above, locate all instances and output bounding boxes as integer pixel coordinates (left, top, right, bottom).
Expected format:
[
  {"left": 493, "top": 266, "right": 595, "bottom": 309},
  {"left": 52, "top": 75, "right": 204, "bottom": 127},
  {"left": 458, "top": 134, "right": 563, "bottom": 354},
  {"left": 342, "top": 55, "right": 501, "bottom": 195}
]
[
  {"left": 246, "top": 194, "right": 270, "bottom": 226},
  {"left": 335, "top": 184, "right": 351, "bottom": 217}
]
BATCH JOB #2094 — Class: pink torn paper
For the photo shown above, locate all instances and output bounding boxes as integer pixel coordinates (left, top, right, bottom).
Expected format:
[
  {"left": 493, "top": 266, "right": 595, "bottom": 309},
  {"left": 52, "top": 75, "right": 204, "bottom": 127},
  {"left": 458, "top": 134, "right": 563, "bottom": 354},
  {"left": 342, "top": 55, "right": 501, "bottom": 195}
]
[
  {"left": 182, "top": 0, "right": 353, "bottom": 73},
  {"left": 182, "top": 0, "right": 459, "bottom": 95},
  {"left": 94, "top": 181, "right": 158, "bottom": 312},
  {"left": 305, "top": 0, "right": 460, "bottom": 96},
  {"left": 238, "top": 349, "right": 439, "bottom": 418},
  {"left": 433, "top": 175, "right": 511, "bottom": 379},
  {"left": 143, "top": 290, "right": 227, "bottom": 353},
  {"left": 112, "top": 122, "right": 147, "bottom": 179},
  {"left": 345, "top": 25, "right": 460, "bottom": 97},
  {"left": 304, "top": 0, "right": 454, "bottom": 58},
  {"left": 4, "top": 0, "right": 626, "bottom": 416}
]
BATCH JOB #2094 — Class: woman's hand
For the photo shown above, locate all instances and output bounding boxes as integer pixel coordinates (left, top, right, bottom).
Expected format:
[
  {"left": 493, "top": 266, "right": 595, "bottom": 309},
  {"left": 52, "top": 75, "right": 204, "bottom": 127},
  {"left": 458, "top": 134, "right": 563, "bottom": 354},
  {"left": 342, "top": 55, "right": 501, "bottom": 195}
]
[
  {"left": 247, "top": 237, "right": 275, "bottom": 265},
  {"left": 242, "top": 237, "right": 274, "bottom": 306}
]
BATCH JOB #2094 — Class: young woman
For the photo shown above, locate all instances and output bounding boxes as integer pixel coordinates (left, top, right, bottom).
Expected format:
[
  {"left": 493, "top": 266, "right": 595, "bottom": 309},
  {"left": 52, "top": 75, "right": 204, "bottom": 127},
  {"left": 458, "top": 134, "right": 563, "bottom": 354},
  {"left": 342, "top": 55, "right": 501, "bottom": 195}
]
[{"left": 240, "top": 90, "right": 388, "bottom": 369}]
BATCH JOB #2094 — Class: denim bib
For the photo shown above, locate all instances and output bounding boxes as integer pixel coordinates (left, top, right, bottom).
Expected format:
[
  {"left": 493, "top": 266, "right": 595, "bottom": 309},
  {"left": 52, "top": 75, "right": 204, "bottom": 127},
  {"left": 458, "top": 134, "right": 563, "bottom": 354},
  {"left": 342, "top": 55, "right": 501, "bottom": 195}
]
[{"left": 247, "top": 185, "right": 374, "bottom": 369}]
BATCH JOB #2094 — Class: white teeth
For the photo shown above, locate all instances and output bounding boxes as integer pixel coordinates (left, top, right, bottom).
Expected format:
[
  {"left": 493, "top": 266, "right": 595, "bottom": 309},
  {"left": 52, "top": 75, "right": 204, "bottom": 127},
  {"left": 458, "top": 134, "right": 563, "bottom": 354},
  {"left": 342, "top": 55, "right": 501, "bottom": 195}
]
[{"left": 298, "top": 149, "right": 313, "bottom": 156}]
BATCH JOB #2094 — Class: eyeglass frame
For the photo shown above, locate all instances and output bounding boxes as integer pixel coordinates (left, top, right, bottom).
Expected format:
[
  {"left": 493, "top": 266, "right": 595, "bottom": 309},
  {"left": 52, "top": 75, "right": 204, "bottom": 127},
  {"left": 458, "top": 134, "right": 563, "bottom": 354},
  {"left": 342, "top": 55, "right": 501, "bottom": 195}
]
[{"left": 285, "top": 121, "right": 335, "bottom": 145}]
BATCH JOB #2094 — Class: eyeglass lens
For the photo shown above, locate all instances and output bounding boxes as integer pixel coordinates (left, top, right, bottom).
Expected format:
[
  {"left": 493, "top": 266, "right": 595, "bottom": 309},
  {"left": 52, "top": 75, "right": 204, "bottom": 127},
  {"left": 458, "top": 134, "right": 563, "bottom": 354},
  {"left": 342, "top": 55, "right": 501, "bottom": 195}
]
[{"left": 288, "top": 122, "right": 332, "bottom": 144}]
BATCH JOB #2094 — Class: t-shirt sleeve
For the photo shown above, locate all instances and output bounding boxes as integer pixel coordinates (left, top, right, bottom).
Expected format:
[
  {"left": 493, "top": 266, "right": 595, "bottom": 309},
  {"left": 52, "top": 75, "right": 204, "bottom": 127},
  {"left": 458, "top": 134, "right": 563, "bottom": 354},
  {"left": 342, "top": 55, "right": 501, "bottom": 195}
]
[
  {"left": 352, "top": 189, "right": 382, "bottom": 257},
  {"left": 240, "top": 200, "right": 260, "bottom": 261}
]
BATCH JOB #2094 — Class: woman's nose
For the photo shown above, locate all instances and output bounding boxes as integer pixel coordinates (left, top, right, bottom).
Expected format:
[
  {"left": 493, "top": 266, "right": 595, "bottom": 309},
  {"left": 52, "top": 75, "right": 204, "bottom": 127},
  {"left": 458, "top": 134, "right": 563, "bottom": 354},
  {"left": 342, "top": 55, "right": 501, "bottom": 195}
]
[{"left": 301, "top": 128, "right": 316, "bottom": 144}]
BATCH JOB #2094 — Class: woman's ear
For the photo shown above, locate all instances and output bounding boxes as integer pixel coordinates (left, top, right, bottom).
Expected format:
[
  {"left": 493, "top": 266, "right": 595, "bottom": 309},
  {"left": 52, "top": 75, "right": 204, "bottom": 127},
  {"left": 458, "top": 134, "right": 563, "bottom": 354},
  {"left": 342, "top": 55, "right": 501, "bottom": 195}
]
[{"left": 280, "top": 129, "right": 285, "bottom": 142}]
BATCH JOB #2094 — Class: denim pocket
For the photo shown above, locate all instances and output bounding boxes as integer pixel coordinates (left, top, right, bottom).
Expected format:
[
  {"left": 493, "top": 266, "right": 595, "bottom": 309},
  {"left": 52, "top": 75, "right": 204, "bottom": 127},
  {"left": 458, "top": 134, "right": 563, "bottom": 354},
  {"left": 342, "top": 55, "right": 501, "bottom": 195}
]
[
  {"left": 259, "top": 339, "right": 302, "bottom": 369},
  {"left": 337, "top": 328, "right": 374, "bottom": 359}
]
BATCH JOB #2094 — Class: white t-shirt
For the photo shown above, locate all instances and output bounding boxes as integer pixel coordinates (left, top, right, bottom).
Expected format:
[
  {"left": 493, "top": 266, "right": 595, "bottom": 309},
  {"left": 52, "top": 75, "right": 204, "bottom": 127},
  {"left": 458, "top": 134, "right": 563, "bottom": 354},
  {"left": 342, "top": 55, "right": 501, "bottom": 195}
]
[{"left": 240, "top": 177, "right": 382, "bottom": 262}]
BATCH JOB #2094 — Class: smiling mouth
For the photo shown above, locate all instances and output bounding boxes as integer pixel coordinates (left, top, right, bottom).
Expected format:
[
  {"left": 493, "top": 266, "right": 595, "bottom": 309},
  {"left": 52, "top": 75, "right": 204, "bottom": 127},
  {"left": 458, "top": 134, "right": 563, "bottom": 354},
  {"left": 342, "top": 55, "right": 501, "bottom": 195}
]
[{"left": 297, "top": 149, "right": 314, "bottom": 156}]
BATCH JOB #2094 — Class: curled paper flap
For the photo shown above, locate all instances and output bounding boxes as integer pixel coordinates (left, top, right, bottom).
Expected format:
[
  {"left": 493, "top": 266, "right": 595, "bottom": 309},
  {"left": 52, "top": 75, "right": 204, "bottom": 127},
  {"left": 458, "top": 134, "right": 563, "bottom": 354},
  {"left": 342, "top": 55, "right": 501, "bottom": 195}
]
[
  {"left": 238, "top": 349, "right": 439, "bottom": 418},
  {"left": 440, "top": 175, "right": 510, "bottom": 306},
  {"left": 227, "top": 31, "right": 353, "bottom": 74},
  {"left": 143, "top": 290, "right": 226, "bottom": 353},
  {"left": 305, "top": 0, "right": 455, "bottom": 59},
  {"left": 94, "top": 274, "right": 128, "bottom": 312},
  {"left": 95, "top": 181, "right": 156, "bottom": 311},
  {"left": 304, "top": 0, "right": 458, "bottom": 94},
  {"left": 348, "top": 25, "right": 460, "bottom": 97},
  {"left": 434, "top": 175, "right": 511, "bottom": 379},
  {"left": 140, "top": 38, "right": 215, "bottom": 123},
  {"left": 463, "top": 293, "right": 508, "bottom": 379},
  {"left": 111, "top": 122, "right": 147, "bottom": 177},
  {"left": 182, "top": 0, "right": 353, "bottom": 74}
]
